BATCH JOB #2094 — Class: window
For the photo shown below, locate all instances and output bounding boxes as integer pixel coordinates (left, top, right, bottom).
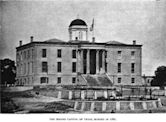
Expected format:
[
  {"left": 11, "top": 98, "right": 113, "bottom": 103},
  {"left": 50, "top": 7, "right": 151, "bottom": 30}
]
[
  {"left": 28, "top": 50, "right": 30, "bottom": 59},
  {"left": 72, "top": 50, "right": 76, "bottom": 58},
  {"left": 72, "top": 62, "right": 76, "bottom": 73},
  {"left": 32, "top": 49, "right": 34, "bottom": 59},
  {"left": 57, "top": 62, "right": 61, "bottom": 72},
  {"left": 24, "top": 51, "right": 26, "bottom": 59},
  {"left": 32, "top": 62, "right": 33, "bottom": 73},
  {"left": 118, "top": 78, "right": 121, "bottom": 83},
  {"left": 147, "top": 79, "right": 150, "bottom": 83},
  {"left": 118, "top": 63, "right": 121, "bottom": 73},
  {"left": 117, "top": 51, "right": 122, "bottom": 59},
  {"left": 57, "top": 49, "right": 61, "bottom": 58},
  {"left": 28, "top": 63, "right": 29, "bottom": 74},
  {"left": 21, "top": 64, "right": 22, "bottom": 74},
  {"left": 24, "top": 63, "right": 26, "bottom": 74},
  {"left": 16, "top": 53, "right": 19, "bottom": 61},
  {"left": 117, "top": 51, "right": 122, "bottom": 55},
  {"left": 131, "top": 78, "right": 135, "bottom": 83},
  {"left": 72, "top": 77, "right": 76, "bottom": 84},
  {"left": 131, "top": 63, "right": 135, "bottom": 73},
  {"left": 26, "top": 50, "right": 28, "bottom": 59},
  {"left": 42, "top": 49, "right": 47, "bottom": 57},
  {"left": 57, "top": 77, "right": 61, "bottom": 84},
  {"left": 42, "top": 62, "right": 48, "bottom": 72},
  {"left": 40, "top": 77, "right": 48, "bottom": 84},
  {"left": 131, "top": 51, "right": 135, "bottom": 56}
]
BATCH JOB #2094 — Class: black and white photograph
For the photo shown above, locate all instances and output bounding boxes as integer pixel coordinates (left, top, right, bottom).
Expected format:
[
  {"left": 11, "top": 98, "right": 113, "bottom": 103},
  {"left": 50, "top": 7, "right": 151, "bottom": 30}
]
[{"left": 0, "top": 0, "right": 166, "bottom": 121}]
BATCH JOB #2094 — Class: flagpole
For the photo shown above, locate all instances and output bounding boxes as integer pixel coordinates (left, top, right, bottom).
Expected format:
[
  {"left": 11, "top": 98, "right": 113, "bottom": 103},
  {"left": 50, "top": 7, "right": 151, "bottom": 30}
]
[
  {"left": 92, "top": 18, "right": 94, "bottom": 38},
  {"left": 93, "top": 18, "right": 94, "bottom": 38},
  {"left": 92, "top": 26, "right": 94, "bottom": 38}
]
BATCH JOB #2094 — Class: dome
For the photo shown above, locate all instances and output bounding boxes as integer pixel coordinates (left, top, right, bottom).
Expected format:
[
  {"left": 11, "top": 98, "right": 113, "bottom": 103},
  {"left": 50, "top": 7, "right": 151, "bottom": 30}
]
[{"left": 69, "top": 19, "right": 87, "bottom": 27}]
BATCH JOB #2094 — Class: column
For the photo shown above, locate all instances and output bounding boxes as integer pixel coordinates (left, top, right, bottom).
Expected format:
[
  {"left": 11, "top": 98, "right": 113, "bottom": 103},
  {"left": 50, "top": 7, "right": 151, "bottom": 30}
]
[
  {"left": 76, "top": 49, "right": 79, "bottom": 73},
  {"left": 81, "top": 90, "right": 85, "bottom": 100},
  {"left": 96, "top": 50, "right": 99, "bottom": 74},
  {"left": 104, "top": 90, "right": 108, "bottom": 99},
  {"left": 86, "top": 30, "right": 88, "bottom": 41},
  {"left": 81, "top": 102, "right": 85, "bottom": 111},
  {"left": 80, "top": 50, "right": 84, "bottom": 73},
  {"left": 90, "top": 102, "right": 95, "bottom": 111},
  {"left": 58, "top": 91, "right": 62, "bottom": 99},
  {"left": 86, "top": 49, "right": 90, "bottom": 74},
  {"left": 69, "top": 91, "right": 73, "bottom": 100},
  {"left": 152, "top": 101, "right": 157, "bottom": 108},
  {"left": 142, "top": 102, "right": 147, "bottom": 110},
  {"left": 94, "top": 91, "right": 97, "bottom": 99},
  {"left": 116, "top": 101, "right": 120, "bottom": 111},
  {"left": 102, "top": 50, "right": 105, "bottom": 73},
  {"left": 102, "top": 102, "right": 107, "bottom": 112},
  {"left": 158, "top": 98, "right": 162, "bottom": 107},
  {"left": 74, "top": 101, "right": 78, "bottom": 110},
  {"left": 129, "top": 102, "right": 134, "bottom": 110}
]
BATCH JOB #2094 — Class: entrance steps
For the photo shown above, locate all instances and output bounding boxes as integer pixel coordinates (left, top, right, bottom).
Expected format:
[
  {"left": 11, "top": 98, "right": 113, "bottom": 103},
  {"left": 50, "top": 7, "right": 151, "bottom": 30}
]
[{"left": 81, "top": 74, "right": 113, "bottom": 86}]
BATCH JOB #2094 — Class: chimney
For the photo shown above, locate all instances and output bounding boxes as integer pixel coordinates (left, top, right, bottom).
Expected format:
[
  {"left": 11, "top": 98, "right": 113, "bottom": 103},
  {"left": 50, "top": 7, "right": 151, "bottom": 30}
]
[
  {"left": 19, "top": 40, "right": 22, "bottom": 46},
  {"left": 133, "top": 40, "right": 136, "bottom": 45},
  {"left": 92, "top": 37, "right": 95, "bottom": 43},
  {"left": 30, "top": 36, "right": 34, "bottom": 42}
]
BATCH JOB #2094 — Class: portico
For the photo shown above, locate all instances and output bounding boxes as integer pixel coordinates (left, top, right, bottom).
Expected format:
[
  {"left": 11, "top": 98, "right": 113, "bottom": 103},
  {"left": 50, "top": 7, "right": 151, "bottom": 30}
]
[{"left": 77, "top": 49, "right": 107, "bottom": 74}]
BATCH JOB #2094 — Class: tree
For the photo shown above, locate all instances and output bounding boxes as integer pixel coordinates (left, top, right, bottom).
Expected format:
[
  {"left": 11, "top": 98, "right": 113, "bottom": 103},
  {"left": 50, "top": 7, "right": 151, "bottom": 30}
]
[
  {"left": 151, "top": 66, "right": 166, "bottom": 88},
  {"left": 0, "top": 58, "right": 16, "bottom": 86}
]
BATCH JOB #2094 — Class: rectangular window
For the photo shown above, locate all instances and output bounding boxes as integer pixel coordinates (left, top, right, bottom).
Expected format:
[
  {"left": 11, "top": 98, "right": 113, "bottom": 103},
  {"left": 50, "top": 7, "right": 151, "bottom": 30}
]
[
  {"left": 72, "top": 50, "right": 76, "bottom": 58},
  {"left": 28, "top": 50, "right": 30, "bottom": 59},
  {"left": 131, "top": 51, "right": 135, "bottom": 56},
  {"left": 26, "top": 50, "right": 28, "bottom": 59},
  {"left": 42, "top": 62, "right": 48, "bottom": 72},
  {"left": 57, "top": 49, "right": 61, "bottom": 58},
  {"left": 24, "top": 51, "right": 26, "bottom": 59},
  {"left": 72, "top": 77, "right": 76, "bottom": 84},
  {"left": 24, "top": 63, "right": 26, "bottom": 74},
  {"left": 16, "top": 53, "right": 19, "bottom": 61},
  {"left": 117, "top": 51, "right": 122, "bottom": 59},
  {"left": 131, "top": 63, "right": 135, "bottom": 73},
  {"left": 72, "top": 62, "right": 76, "bottom": 73},
  {"left": 32, "top": 62, "right": 33, "bottom": 73},
  {"left": 57, "top": 77, "right": 61, "bottom": 84},
  {"left": 32, "top": 49, "right": 34, "bottom": 59},
  {"left": 118, "top": 63, "right": 121, "bottom": 73},
  {"left": 28, "top": 63, "right": 29, "bottom": 74},
  {"left": 131, "top": 78, "right": 135, "bottom": 83},
  {"left": 40, "top": 77, "right": 48, "bottom": 84},
  {"left": 42, "top": 49, "right": 47, "bottom": 57},
  {"left": 118, "top": 78, "right": 121, "bottom": 83},
  {"left": 57, "top": 62, "right": 61, "bottom": 72},
  {"left": 21, "top": 52, "right": 24, "bottom": 61},
  {"left": 117, "top": 51, "right": 122, "bottom": 55}
]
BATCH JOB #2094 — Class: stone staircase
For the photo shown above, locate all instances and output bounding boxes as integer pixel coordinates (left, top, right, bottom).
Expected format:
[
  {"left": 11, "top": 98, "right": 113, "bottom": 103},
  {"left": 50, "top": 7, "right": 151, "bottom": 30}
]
[{"left": 81, "top": 74, "right": 113, "bottom": 87}]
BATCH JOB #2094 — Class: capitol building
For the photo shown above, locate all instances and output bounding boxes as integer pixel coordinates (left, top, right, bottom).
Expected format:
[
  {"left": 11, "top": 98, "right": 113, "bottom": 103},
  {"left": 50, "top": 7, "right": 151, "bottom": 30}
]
[{"left": 15, "top": 18, "right": 142, "bottom": 86}]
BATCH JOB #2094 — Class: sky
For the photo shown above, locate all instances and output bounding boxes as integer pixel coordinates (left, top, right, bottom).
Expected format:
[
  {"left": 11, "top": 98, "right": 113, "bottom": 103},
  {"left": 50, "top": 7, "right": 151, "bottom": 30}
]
[{"left": 0, "top": 0, "right": 166, "bottom": 75}]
